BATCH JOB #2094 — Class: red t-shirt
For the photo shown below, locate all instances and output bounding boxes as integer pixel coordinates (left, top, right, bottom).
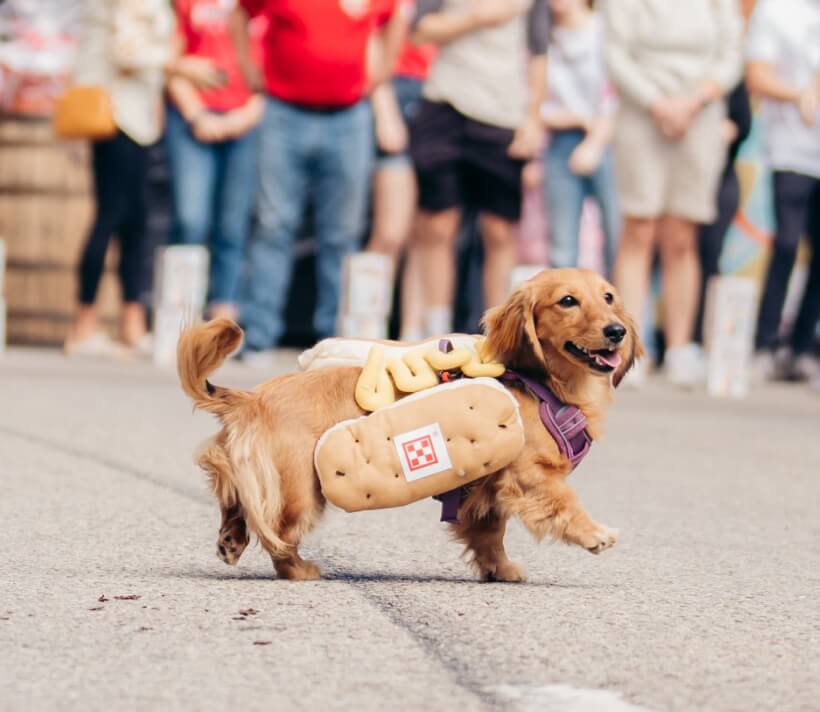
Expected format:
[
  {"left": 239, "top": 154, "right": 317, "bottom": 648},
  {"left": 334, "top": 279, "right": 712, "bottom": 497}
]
[
  {"left": 176, "top": 0, "right": 262, "bottom": 111},
  {"left": 395, "top": 42, "right": 436, "bottom": 80},
  {"left": 240, "top": 0, "right": 397, "bottom": 107}
]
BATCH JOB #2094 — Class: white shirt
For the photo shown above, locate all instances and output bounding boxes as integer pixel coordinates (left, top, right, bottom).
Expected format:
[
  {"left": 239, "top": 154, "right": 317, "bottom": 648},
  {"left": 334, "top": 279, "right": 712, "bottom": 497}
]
[
  {"left": 746, "top": 0, "right": 820, "bottom": 178},
  {"left": 542, "top": 13, "right": 615, "bottom": 122}
]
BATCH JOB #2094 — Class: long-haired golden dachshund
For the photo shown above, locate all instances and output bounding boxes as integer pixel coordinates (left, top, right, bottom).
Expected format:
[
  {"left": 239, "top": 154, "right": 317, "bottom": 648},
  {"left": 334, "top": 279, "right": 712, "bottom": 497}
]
[{"left": 178, "top": 268, "right": 642, "bottom": 581}]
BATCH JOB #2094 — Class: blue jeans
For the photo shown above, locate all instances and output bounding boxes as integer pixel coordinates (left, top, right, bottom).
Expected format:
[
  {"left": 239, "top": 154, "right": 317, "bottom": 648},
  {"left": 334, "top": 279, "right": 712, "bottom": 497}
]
[
  {"left": 241, "top": 97, "right": 373, "bottom": 350},
  {"left": 544, "top": 130, "right": 620, "bottom": 276},
  {"left": 166, "top": 106, "right": 259, "bottom": 304}
]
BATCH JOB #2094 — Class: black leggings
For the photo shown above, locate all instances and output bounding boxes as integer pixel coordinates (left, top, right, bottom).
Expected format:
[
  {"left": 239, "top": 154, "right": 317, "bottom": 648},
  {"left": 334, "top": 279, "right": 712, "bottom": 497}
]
[
  {"left": 79, "top": 131, "right": 150, "bottom": 305},
  {"left": 755, "top": 171, "right": 820, "bottom": 354},
  {"left": 694, "top": 166, "right": 741, "bottom": 343}
]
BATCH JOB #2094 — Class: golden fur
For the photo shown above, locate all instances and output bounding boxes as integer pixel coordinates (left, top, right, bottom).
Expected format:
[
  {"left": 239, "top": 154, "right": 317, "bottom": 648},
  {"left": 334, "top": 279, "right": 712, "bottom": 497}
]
[{"left": 178, "top": 268, "right": 642, "bottom": 581}]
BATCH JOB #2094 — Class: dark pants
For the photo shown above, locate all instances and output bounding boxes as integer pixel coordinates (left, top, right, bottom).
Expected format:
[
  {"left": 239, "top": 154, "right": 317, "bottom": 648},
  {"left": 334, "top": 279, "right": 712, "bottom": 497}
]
[
  {"left": 694, "top": 166, "right": 741, "bottom": 343},
  {"left": 755, "top": 171, "right": 820, "bottom": 354},
  {"left": 79, "top": 131, "right": 150, "bottom": 305}
]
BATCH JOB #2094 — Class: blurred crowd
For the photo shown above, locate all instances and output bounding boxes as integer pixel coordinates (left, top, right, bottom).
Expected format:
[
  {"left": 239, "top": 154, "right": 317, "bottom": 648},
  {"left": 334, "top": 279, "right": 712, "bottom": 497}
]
[{"left": 58, "top": 0, "right": 819, "bottom": 389}]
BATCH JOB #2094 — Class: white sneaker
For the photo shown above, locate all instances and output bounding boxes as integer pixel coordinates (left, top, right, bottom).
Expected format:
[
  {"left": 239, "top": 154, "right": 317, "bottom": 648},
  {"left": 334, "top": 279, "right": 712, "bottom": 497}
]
[
  {"left": 239, "top": 348, "right": 276, "bottom": 369},
  {"left": 618, "top": 357, "right": 649, "bottom": 389},
  {"left": 791, "top": 354, "right": 819, "bottom": 382},
  {"left": 64, "top": 331, "right": 130, "bottom": 359},
  {"left": 664, "top": 343, "right": 706, "bottom": 388},
  {"left": 751, "top": 351, "right": 777, "bottom": 384}
]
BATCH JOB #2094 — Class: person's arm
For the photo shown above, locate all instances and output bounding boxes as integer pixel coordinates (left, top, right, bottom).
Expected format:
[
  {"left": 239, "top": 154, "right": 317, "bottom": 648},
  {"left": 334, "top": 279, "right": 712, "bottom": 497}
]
[
  {"left": 369, "top": 1, "right": 410, "bottom": 87},
  {"left": 745, "top": 0, "right": 817, "bottom": 125},
  {"left": 508, "top": 0, "right": 548, "bottom": 159},
  {"left": 601, "top": 0, "right": 662, "bottom": 110},
  {"left": 542, "top": 106, "right": 589, "bottom": 131},
  {"left": 696, "top": 0, "right": 744, "bottom": 105},
  {"left": 229, "top": 4, "right": 265, "bottom": 91},
  {"left": 413, "top": 0, "right": 526, "bottom": 47},
  {"left": 371, "top": 81, "right": 408, "bottom": 154}
]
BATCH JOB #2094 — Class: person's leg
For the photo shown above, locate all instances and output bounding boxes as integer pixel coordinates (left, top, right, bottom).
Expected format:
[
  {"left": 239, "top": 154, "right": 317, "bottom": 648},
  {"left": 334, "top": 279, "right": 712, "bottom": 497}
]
[
  {"left": 165, "top": 106, "right": 216, "bottom": 249},
  {"left": 479, "top": 213, "right": 518, "bottom": 308},
  {"left": 72, "top": 134, "right": 130, "bottom": 341},
  {"left": 789, "top": 178, "right": 820, "bottom": 357},
  {"left": 462, "top": 116, "right": 524, "bottom": 311},
  {"left": 311, "top": 101, "right": 374, "bottom": 340},
  {"left": 116, "top": 136, "right": 152, "bottom": 345},
  {"left": 694, "top": 166, "right": 739, "bottom": 343},
  {"left": 544, "top": 132, "right": 585, "bottom": 269},
  {"left": 398, "top": 238, "right": 425, "bottom": 340},
  {"left": 210, "top": 126, "right": 260, "bottom": 317},
  {"left": 367, "top": 164, "right": 417, "bottom": 262},
  {"left": 755, "top": 171, "right": 816, "bottom": 352},
  {"left": 589, "top": 147, "right": 622, "bottom": 279},
  {"left": 657, "top": 214, "right": 701, "bottom": 349},
  {"left": 241, "top": 99, "right": 311, "bottom": 351},
  {"left": 409, "top": 100, "right": 465, "bottom": 336},
  {"left": 613, "top": 216, "right": 657, "bottom": 335}
]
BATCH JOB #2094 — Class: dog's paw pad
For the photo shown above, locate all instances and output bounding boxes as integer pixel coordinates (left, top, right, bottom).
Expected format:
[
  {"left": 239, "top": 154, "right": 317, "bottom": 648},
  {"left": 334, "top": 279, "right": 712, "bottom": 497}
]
[
  {"left": 584, "top": 525, "right": 618, "bottom": 555},
  {"left": 217, "top": 528, "right": 249, "bottom": 566}
]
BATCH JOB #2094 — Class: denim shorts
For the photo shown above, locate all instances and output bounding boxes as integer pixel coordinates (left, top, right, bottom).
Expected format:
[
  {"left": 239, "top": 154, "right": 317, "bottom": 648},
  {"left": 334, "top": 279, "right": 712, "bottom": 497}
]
[{"left": 375, "top": 75, "right": 424, "bottom": 168}]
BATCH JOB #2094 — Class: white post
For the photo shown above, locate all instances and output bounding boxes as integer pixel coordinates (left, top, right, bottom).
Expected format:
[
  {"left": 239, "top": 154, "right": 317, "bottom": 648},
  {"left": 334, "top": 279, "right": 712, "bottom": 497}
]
[
  {"left": 703, "top": 276, "right": 758, "bottom": 398},
  {"left": 152, "top": 245, "right": 209, "bottom": 367},
  {"left": 336, "top": 252, "right": 393, "bottom": 339}
]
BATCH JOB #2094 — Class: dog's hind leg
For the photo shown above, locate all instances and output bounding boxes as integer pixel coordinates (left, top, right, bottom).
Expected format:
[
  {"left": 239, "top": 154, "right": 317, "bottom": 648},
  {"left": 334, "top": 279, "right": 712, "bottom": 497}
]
[
  {"left": 270, "top": 508, "right": 322, "bottom": 581},
  {"left": 217, "top": 502, "right": 249, "bottom": 566},
  {"left": 454, "top": 510, "right": 527, "bottom": 583}
]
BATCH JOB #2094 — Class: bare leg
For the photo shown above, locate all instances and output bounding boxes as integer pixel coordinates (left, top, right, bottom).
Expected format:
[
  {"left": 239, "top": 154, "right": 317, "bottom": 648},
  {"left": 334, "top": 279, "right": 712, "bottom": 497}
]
[
  {"left": 69, "top": 304, "right": 99, "bottom": 341},
  {"left": 120, "top": 301, "right": 147, "bottom": 346},
  {"left": 613, "top": 216, "right": 657, "bottom": 329},
  {"left": 513, "top": 476, "right": 617, "bottom": 555},
  {"left": 399, "top": 241, "right": 425, "bottom": 340},
  {"left": 658, "top": 214, "right": 700, "bottom": 349},
  {"left": 366, "top": 164, "right": 417, "bottom": 262},
  {"left": 415, "top": 207, "right": 461, "bottom": 334},
  {"left": 216, "top": 503, "right": 249, "bottom": 566},
  {"left": 455, "top": 510, "right": 526, "bottom": 582},
  {"left": 480, "top": 213, "right": 518, "bottom": 309}
]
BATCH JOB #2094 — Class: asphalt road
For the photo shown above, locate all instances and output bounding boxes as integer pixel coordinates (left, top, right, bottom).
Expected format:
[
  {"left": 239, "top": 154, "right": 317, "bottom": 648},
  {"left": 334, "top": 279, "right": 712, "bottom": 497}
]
[{"left": 1, "top": 348, "right": 819, "bottom": 712}]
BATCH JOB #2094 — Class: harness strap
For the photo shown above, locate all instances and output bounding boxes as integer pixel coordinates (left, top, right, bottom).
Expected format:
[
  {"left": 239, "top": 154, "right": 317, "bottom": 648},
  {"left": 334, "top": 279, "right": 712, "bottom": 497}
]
[{"left": 500, "top": 370, "right": 591, "bottom": 470}]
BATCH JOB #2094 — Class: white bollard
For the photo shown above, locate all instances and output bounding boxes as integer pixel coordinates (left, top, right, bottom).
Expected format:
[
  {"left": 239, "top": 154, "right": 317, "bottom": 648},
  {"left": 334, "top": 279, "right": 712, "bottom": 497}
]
[
  {"left": 152, "top": 245, "right": 209, "bottom": 367},
  {"left": 509, "top": 264, "right": 547, "bottom": 294},
  {"left": 153, "top": 245, "right": 209, "bottom": 313},
  {"left": 703, "top": 276, "right": 758, "bottom": 398},
  {"left": 337, "top": 252, "right": 393, "bottom": 339}
]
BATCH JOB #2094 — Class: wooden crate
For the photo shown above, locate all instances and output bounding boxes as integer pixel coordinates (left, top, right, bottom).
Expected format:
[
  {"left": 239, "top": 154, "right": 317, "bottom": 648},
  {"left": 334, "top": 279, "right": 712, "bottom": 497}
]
[{"left": 0, "top": 117, "right": 120, "bottom": 346}]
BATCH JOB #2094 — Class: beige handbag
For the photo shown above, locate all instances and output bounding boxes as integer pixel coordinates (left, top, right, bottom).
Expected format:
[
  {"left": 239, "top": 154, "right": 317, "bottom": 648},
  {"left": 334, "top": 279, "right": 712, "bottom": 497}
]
[{"left": 53, "top": 86, "right": 118, "bottom": 140}]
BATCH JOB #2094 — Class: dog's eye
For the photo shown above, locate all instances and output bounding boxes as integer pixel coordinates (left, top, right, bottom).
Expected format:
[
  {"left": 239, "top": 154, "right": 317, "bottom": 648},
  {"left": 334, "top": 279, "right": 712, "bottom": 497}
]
[
  {"left": 603, "top": 292, "right": 614, "bottom": 305},
  {"left": 558, "top": 295, "right": 579, "bottom": 308}
]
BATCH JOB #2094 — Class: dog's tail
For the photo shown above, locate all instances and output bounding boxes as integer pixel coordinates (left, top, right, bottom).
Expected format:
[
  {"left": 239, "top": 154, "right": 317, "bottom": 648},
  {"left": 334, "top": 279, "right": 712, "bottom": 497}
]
[{"left": 177, "top": 318, "right": 247, "bottom": 418}]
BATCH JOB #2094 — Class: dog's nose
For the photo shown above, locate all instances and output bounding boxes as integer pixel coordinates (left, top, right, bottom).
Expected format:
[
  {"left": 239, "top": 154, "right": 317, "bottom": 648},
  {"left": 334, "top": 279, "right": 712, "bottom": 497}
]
[{"left": 603, "top": 323, "right": 626, "bottom": 343}]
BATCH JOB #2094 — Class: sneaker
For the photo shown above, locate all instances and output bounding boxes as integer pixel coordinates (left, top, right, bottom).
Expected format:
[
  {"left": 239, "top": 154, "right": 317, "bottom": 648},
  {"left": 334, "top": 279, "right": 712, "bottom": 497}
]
[
  {"left": 239, "top": 348, "right": 276, "bottom": 369},
  {"left": 617, "top": 357, "right": 649, "bottom": 389},
  {"left": 790, "top": 354, "right": 819, "bottom": 382},
  {"left": 64, "top": 331, "right": 131, "bottom": 359},
  {"left": 664, "top": 343, "right": 706, "bottom": 388},
  {"left": 751, "top": 351, "right": 777, "bottom": 384}
]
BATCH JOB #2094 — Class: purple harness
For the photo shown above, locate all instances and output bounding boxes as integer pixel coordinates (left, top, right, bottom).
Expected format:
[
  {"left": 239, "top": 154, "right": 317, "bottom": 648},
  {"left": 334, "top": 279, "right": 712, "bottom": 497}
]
[{"left": 434, "top": 368, "right": 592, "bottom": 523}]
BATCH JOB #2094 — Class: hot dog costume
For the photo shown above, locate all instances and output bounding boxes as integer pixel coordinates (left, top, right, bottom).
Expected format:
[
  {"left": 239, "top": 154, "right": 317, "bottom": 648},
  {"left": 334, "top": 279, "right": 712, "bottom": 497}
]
[{"left": 302, "top": 335, "right": 592, "bottom": 521}]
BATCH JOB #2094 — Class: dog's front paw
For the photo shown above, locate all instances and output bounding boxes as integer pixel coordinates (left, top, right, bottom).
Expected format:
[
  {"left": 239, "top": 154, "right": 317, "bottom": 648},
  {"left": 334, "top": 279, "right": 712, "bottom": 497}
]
[
  {"left": 481, "top": 560, "right": 528, "bottom": 583},
  {"left": 579, "top": 523, "right": 618, "bottom": 555}
]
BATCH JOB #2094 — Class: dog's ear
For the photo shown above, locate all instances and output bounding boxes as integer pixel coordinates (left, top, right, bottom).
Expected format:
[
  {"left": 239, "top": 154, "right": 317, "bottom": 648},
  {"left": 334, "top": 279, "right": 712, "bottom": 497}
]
[
  {"left": 481, "top": 287, "right": 546, "bottom": 367},
  {"left": 612, "top": 309, "right": 644, "bottom": 388}
]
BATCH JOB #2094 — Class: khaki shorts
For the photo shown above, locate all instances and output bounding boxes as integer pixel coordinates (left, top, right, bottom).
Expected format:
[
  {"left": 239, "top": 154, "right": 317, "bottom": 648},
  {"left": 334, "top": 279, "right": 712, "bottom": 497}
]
[{"left": 613, "top": 98, "right": 726, "bottom": 224}]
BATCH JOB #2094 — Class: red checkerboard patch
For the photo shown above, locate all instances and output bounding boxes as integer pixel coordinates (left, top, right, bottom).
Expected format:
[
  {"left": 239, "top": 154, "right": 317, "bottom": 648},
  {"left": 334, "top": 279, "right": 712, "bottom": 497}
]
[{"left": 402, "top": 435, "right": 439, "bottom": 471}]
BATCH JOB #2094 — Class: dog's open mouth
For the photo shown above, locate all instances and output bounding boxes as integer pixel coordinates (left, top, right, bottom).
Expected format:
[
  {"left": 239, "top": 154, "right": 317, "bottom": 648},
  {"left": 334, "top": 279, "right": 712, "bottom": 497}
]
[{"left": 564, "top": 341, "right": 622, "bottom": 373}]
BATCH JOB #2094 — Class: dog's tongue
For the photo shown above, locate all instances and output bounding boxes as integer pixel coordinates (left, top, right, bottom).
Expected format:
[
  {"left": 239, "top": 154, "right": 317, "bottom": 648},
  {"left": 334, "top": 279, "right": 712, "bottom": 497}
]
[{"left": 594, "top": 350, "right": 622, "bottom": 369}]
